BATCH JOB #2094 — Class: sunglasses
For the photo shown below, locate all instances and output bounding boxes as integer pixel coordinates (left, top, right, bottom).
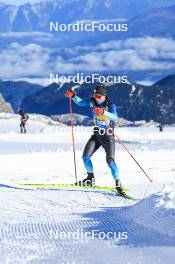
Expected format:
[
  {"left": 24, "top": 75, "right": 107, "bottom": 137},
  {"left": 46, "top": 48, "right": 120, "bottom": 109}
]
[{"left": 93, "top": 94, "right": 103, "bottom": 99}]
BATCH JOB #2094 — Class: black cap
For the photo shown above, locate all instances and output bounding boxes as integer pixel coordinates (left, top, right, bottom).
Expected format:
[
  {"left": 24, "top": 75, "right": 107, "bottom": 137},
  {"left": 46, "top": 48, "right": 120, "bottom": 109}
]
[{"left": 93, "top": 84, "right": 106, "bottom": 96}]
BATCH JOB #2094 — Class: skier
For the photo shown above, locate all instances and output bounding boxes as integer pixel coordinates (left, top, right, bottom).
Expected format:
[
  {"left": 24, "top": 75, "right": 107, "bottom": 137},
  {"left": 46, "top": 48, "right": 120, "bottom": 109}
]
[
  {"left": 158, "top": 123, "right": 163, "bottom": 132},
  {"left": 66, "top": 84, "right": 126, "bottom": 195},
  {"left": 17, "top": 108, "right": 29, "bottom": 134}
]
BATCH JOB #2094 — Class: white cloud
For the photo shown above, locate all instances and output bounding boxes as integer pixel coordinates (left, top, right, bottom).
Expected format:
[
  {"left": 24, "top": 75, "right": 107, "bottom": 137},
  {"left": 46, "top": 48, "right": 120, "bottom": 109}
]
[
  {"left": 10, "top": 77, "right": 50, "bottom": 86},
  {"left": 53, "top": 36, "right": 175, "bottom": 72},
  {"left": 0, "top": 32, "right": 53, "bottom": 38},
  {"left": 0, "top": 36, "right": 175, "bottom": 81},
  {"left": 0, "top": 43, "right": 51, "bottom": 79}
]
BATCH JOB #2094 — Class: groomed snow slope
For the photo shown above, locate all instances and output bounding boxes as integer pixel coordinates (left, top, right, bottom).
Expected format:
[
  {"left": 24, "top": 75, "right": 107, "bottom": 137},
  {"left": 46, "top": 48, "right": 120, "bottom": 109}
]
[{"left": 0, "top": 114, "right": 174, "bottom": 263}]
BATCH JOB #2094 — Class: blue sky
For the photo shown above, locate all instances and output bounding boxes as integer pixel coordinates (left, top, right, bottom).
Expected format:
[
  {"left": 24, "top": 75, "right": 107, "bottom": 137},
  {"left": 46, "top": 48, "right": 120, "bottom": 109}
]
[{"left": 2, "top": 0, "right": 50, "bottom": 5}]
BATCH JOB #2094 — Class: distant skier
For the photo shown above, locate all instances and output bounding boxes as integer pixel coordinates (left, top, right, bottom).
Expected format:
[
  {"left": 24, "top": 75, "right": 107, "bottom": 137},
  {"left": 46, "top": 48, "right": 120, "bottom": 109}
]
[
  {"left": 17, "top": 108, "right": 29, "bottom": 134},
  {"left": 66, "top": 84, "right": 126, "bottom": 195},
  {"left": 158, "top": 123, "right": 163, "bottom": 132}
]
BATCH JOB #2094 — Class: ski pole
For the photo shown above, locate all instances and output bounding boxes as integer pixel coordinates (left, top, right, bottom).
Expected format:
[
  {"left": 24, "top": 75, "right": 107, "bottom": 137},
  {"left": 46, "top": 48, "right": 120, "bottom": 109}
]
[
  {"left": 69, "top": 96, "right": 78, "bottom": 182},
  {"left": 113, "top": 131, "right": 153, "bottom": 183}
]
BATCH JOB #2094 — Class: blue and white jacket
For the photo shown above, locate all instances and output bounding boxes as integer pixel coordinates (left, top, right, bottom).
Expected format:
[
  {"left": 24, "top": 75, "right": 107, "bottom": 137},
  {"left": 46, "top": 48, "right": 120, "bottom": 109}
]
[{"left": 72, "top": 95, "right": 118, "bottom": 128}]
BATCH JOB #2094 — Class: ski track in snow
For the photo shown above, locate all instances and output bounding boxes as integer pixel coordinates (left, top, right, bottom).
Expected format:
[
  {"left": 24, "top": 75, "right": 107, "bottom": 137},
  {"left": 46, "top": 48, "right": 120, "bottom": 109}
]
[
  {"left": 0, "top": 185, "right": 175, "bottom": 264},
  {"left": 0, "top": 117, "right": 174, "bottom": 263}
]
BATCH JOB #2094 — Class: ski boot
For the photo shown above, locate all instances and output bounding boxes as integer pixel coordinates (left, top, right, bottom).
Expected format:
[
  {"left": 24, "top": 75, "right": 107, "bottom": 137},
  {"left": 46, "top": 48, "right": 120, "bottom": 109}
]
[
  {"left": 75, "top": 172, "right": 95, "bottom": 187},
  {"left": 115, "top": 179, "right": 127, "bottom": 196}
]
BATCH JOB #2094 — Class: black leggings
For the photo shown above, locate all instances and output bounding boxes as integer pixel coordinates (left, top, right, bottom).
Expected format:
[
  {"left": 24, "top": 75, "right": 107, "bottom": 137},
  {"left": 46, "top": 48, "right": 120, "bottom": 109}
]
[{"left": 82, "top": 132, "right": 119, "bottom": 179}]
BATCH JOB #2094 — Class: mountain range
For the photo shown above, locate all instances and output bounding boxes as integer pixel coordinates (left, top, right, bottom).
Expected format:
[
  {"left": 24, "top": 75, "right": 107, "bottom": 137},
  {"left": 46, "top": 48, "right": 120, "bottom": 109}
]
[
  {"left": 0, "top": 73, "right": 174, "bottom": 124},
  {"left": 18, "top": 74, "right": 175, "bottom": 124},
  {"left": 84, "top": 4, "right": 175, "bottom": 46},
  {"left": 1, "top": 0, "right": 175, "bottom": 32},
  {"left": 0, "top": 81, "right": 43, "bottom": 109},
  {"left": 0, "top": 94, "right": 13, "bottom": 113}
]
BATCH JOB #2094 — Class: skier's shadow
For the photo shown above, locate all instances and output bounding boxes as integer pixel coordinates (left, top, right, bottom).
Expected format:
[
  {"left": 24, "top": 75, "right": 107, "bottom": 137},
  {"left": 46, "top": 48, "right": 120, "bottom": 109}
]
[
  {"left": 0, "top": 183, "right": 31, "bottom": 190},
  {"left": 0, "top": 183, "right": 21, "bottom": 189},
  {"left": 78, "top": 206, "right": 175, "bottom": 248}
]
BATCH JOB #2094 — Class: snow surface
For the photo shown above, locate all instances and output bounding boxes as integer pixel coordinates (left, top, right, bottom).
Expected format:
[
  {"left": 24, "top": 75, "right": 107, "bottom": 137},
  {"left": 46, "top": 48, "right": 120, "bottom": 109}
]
[{"left": 0, "top": 114, "right": 175, "bottom": 264}]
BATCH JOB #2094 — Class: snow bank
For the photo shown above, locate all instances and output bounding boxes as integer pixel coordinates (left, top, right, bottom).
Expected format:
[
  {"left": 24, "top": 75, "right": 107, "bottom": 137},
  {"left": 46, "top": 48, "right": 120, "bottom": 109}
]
[
  {"left": 156, "top": 185, "right": 175, "bottom": 209},
  {"left": 126, "top": 185, "right": 175, "bottom": 237}
]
